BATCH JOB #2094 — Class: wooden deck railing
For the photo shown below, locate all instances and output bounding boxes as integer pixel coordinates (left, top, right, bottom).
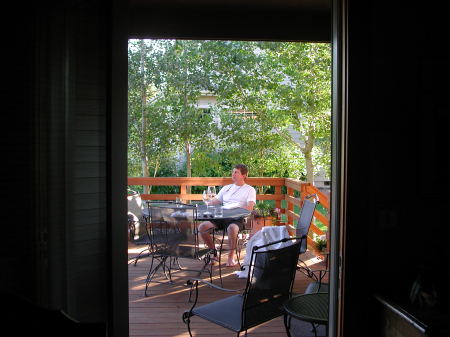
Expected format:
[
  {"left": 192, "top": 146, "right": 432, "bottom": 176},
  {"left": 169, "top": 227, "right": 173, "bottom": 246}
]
[
  {"left": 128, "top": 177, "right": 329, "bottom": 251},
  {"left": 285, "top": 179, "right": 330, "bottom": 251}
]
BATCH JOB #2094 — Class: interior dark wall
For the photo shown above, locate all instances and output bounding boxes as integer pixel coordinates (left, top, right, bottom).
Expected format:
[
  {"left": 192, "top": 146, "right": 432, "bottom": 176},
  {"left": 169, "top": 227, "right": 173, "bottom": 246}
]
[
  {"left": 3, "top": 0, "right": 449, "bottom": 336},
  {"left": 1, "top": 0, "right": 112, "bottom": 332},
  {"left": 1, "top": 1, "right": 331, "bottom": 336},
  {"left": 344, "top": 1, "right": 450, "bottom": 335},
  {"left": 128, "top": 3, "right": 331, "bottom": 42},
  {"left": 1, "top": 7, "right": 37, "bottom": 300}
]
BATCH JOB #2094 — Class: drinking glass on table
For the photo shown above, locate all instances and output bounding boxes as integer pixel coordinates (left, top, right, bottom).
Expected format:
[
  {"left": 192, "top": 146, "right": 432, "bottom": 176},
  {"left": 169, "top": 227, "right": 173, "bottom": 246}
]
[
  {"left": 214, "top": 205, "right": 223, "bottom": 218},
  {"left": 202, "top": 190, "right": 212, "bottom": 215},
  {"left": 207, "top": 186, "right": 216, "bottom": 201},
  {"left": 206, "top": 186, "right": 216, "bottom": 214}
]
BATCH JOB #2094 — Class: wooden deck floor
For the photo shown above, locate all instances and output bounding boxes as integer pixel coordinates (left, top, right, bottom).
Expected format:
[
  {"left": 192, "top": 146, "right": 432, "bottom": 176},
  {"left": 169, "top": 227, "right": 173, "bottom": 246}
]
[{"left": 128, "top": 240, "right": 328, "bottom": 337}]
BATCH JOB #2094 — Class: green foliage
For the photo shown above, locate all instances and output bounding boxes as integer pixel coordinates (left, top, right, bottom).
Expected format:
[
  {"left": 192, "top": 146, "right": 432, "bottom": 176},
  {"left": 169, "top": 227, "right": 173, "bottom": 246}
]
[
  {"left": 253, "top": 201, "right": 279, "bottom": 218},
  {"left": 128, "top": 40, "right": 179, "bottom": 178},
  {"left": 127, "top": 39, "right": 331, "bottom": 183},
  {"left": 257, "top": 43, "right": 332, "bottom": 182},
  {"left": 313, "top": 234, "right": 328, "bottom": 252}
]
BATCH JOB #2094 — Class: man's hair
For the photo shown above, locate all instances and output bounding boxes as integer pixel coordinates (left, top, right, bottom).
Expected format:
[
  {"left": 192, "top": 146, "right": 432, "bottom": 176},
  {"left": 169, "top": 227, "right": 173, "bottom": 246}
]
[{"left": 234, "top": 164, "right": 248, "bottom": 176}]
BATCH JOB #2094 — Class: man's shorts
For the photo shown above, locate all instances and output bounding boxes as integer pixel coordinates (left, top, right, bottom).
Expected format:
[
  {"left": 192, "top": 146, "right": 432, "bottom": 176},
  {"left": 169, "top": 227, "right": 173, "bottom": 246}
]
[{"left": 211, "top": 218, "right": 246, "bottom": 231}]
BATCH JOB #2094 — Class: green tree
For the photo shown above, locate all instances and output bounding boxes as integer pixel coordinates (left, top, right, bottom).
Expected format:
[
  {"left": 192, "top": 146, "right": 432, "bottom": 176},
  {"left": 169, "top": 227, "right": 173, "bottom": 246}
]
[
  {"left": 128, "top": 40, "right": 177, "bottom": 192},
  {"left": 127, "top": 40, "right": 331, "bottom": 184},
  {"left": 216, "top": 109, "right": 304, "bottom": 191},
  {"left": 158, "top": 40, "right": 220, "bottom": 183},
  {"left": 262, "top": 42, "right": 332, "bottom": 182},
  {"left": 207, "top": 41, "right": 331, "bottom": 183},
  {"left": 200, "top": 41, "right": 306, "bottom": 184}
]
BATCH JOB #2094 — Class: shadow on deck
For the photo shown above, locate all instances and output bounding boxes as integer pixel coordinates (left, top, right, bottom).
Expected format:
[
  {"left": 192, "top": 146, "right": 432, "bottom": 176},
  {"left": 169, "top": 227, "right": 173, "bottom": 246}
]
[{"left": 128, "top": 240, "right": 328, "bottom": 337}]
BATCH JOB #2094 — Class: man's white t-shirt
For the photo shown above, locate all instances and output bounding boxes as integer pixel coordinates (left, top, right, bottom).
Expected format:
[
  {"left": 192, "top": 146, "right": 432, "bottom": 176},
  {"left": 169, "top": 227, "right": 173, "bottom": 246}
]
[{"left": 216, "top": 183, "right": 256, "bottom": 209}]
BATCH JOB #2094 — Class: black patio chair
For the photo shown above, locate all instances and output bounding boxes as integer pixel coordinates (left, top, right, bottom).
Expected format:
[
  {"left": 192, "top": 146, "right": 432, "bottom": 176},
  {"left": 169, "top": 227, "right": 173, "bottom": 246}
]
[
  {"left": 295, "top": 194, "right": 325, "bottom": 281},
  {"left": 182, "top": 236, "right": 304, "bottom": 337},
  {"left": 292, "top": 200, "right": 330, "bottom": 337},
  {"left": 285, "top": 276, "right": 329, "bottom": 337},
  {"left": 127, "top": 189, "right": 146, "bottom": 241},
  {"left": 127, "top": 190, "right": 151, "bottom": 266},
  {"left": 144, "top": 202, "right": 214, "bottom": 297},
  {"left": 211, "top": 215, "right": 252, "bottom": 286}
]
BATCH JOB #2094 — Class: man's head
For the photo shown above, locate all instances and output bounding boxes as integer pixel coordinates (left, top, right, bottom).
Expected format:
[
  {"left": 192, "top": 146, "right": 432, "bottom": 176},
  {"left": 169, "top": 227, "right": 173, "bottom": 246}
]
[{"left": 232, "top": 164, "right": 248, "bottom": 185}]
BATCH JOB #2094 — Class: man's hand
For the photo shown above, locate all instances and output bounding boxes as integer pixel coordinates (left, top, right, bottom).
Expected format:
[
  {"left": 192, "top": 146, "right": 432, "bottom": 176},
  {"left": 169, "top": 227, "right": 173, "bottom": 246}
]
[
  {"left": 246, "top": 201, "right": 255, "bottom": 211},
  {"left": 210, "top": 198, "right": 221, "bottom": 206}
]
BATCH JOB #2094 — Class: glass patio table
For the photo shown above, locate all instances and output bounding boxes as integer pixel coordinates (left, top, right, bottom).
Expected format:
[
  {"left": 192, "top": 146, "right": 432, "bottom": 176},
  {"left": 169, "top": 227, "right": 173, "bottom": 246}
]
[
  {"left": 142, "top": 202, "right": 251, "bottom": 222},
  {"left": 195, "top": 204, "right": 251, "bottom": 284},
  {"left": 195, "top": 204, "right": 251, "bottom": 222},
  {"left": 141, "top": 202, "right": 251, "bottom": 287}
]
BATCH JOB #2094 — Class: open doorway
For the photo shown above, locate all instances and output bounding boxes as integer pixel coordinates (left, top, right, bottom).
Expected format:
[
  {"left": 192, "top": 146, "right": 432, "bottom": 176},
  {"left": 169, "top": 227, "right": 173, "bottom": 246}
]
[{"left": 126, "top": 38, "right": 332, "bottom": 336}]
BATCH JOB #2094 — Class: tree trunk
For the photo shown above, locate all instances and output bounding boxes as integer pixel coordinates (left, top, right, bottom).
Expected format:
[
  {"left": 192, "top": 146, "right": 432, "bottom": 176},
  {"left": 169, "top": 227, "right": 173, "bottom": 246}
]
[
  {"left": 267, "top": 119, "right": 317, "bottom": 184},
  {"left": 147, "top": 156, "right": 161, "bottom": 194},
  {"left": 185, "top": 141, "right": 192, "bottom": 195},
  {"left": 182, "top": 89, "right": 192, "bottom": 196},
  {"left": 142, "top": 158, "right": 150, "bottom": 194},
  {"left": 302, "top": 128, "right": 315, "bottom": 184},
  {"left": 304, "top": 151, "right": 314, "bottom": 183},
  {"left": 139, "top": 42, "right": 150, "bottom": 194}
]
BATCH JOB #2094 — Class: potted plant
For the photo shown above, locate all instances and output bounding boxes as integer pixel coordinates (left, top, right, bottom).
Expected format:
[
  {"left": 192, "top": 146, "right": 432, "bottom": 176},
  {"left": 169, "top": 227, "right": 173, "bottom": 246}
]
[
  {"left": 252, "top": 202, "right": 282, "bottom": 227},
  {"left": 312, "top": 233, "right": 328, "bottom": 259}
]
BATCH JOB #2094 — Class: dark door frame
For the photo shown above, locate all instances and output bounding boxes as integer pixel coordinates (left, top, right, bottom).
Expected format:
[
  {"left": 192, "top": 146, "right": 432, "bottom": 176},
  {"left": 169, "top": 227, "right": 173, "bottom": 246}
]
[{"left": 109, "top": 1, "right": 345, "bottom": 336}]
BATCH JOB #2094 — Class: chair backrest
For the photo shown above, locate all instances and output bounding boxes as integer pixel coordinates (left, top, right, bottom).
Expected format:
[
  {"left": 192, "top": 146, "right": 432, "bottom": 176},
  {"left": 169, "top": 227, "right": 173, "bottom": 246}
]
[
  {"left": 296, "top": 197, "right": 317, "bottom": 253},
  {"left": 128, "top": 190, "right": 143, "bottom": 216},
  {"left": 147, "top": 203, "right": 208, "bottom": 260},
  {"left": 127, "top": 190, "right": 145, "bottom": 239},
  {"left": 242, "top": 237, "right": 303, "bottom": 329}
]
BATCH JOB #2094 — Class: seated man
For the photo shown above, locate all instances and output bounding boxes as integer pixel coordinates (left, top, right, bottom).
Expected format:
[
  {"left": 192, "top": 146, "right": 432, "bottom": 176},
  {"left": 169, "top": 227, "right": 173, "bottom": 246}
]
[{"left": 198, "top": 164, "right": 256, "bottom": 267}]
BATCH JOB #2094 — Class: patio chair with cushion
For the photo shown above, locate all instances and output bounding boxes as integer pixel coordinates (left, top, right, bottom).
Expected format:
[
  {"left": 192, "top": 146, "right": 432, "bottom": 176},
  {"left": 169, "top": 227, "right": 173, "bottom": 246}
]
[
  {"left": 127, "top": 189, "right": 146, "bottom": 241},
  {"left": 128, "top": 190, "right": 151, "bottom": 266},
  {"left": 182, "top": 236, "right": 304, "bottom": 337}
]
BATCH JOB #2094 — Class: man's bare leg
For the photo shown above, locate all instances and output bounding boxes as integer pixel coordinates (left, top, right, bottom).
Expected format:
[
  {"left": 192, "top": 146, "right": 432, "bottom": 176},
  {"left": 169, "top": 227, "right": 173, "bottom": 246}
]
[
  {"left": 226, "top": 223, "right": 239, "bottom": 266},
  {"left": 198, "top": 221, "right": 216, "bottom": 249}
]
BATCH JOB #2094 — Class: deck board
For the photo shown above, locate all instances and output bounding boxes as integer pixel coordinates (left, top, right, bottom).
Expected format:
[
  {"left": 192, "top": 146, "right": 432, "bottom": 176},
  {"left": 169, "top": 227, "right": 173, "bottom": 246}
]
[{"left": 128, "top": 241, "right": 328, "bottom": 337}]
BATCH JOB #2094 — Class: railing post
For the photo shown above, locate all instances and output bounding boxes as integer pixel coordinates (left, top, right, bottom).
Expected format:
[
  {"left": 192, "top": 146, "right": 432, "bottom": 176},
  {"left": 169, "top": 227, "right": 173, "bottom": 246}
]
[
  {"left": 275, "top": 186, "right": 282, "bottom": 210},
  {"left": 287, "top": 187, "right": 294, "bottom": 226},
  {"left": 300, "top": 183, "right": 308, "bottom": 205},
  {"left": 180, "top": 184, "right": 187, "bottom": 203}
]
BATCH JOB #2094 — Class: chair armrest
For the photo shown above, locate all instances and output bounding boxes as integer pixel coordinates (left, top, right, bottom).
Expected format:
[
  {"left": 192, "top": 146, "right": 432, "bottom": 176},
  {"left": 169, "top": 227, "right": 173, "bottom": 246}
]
[
  {"left": 296, "top": 264, "right": 329, "bottom": 282},
  {"left": 183, "top": 278, "right": 244, "bottom": 323},
  {"left": 187, "top": 278, "right": 243, "bottom": 293},
  {"left": 310, "top": 268, "right": 328, "bottom": 274}
]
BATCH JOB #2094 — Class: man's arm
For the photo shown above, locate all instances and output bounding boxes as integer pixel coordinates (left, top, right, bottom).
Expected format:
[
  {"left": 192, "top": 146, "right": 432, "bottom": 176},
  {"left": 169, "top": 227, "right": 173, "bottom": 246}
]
[
  {"left": 245, "top": 201, "right": 255, "bottom": 211},
  {"left": 245, "top": 186, "right": 257, "bottom": 211},
  {"left": 209, "top": 198, "right": 221, "bottom": 206}
]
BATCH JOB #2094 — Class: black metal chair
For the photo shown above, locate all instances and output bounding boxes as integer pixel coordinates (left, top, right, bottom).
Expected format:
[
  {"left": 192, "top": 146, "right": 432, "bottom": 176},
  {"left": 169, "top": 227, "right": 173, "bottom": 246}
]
[
  {"left": 127, "top": 190, "right": 151, "bottom": 266},
  {"left": 144, "top": 202, "right": 214, "bottom": 297},
  {"left": 295, "top": 194, "right": 324, "bottom": 281},
  {"left": 127, "top": 189, "right": 146, "bottom": 241},
  {"left": 182, "top": 236, "right": 304, "bottom": 336},
  {"left": 285, "top": 268, "right": 329, "bottom": 337},
  {"left": 211, "top": 215, "right": 252, "bottom": 286},
  {"left": 234, "top": 214, "right": 255, "bottom": 265},
  {"left": 291, "top": 214, "right": 330, "bottom": 337},
  {"left": 283, "top": 292, "right": 328, "bottom": 337}
]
